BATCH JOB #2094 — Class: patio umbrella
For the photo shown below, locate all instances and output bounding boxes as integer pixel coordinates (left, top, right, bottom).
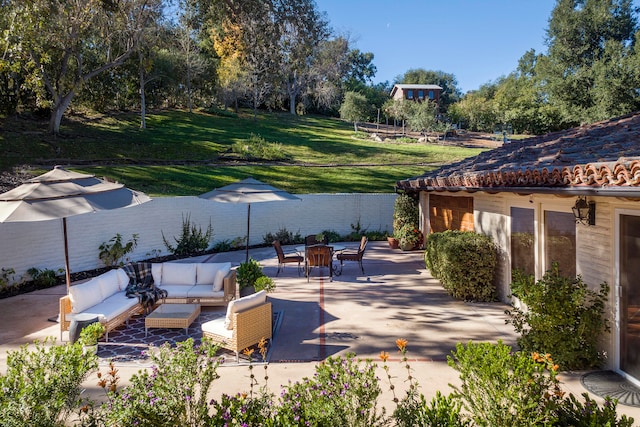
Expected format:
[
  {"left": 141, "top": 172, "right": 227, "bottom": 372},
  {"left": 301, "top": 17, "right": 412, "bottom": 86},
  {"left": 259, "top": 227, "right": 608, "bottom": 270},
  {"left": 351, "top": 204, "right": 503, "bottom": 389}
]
[
  {"left": 199, "top": 177, "right": 299, "bottom": 262},
  {"left": 0, "top": 166, "right": 151, "bottom": 290}
]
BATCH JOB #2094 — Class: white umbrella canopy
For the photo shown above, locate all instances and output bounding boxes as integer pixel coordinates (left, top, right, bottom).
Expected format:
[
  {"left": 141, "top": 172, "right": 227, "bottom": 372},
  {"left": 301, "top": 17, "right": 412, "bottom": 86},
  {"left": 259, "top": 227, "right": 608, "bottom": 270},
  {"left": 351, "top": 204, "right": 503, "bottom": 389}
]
[
  {"left": 0, "top": 166, "right": 151, "bottom": 289},
  {"left": 199, "top": 177, "right": 300, "bottom": 262}
]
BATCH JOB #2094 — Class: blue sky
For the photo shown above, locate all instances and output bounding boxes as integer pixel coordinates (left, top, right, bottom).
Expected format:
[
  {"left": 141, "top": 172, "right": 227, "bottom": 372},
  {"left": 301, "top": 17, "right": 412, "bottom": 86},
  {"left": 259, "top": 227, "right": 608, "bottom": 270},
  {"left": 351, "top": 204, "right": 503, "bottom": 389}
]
[{"left": 315, "top": 0, "right": 558, "bottom": 93}]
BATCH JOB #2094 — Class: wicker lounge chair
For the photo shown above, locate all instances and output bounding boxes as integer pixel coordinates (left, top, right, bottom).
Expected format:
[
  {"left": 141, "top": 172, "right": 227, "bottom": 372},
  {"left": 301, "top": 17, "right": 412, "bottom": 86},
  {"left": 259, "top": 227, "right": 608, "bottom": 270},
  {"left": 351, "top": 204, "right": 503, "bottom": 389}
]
[{"left": 201, "top": 291, "right": 272, "bottom": 362}]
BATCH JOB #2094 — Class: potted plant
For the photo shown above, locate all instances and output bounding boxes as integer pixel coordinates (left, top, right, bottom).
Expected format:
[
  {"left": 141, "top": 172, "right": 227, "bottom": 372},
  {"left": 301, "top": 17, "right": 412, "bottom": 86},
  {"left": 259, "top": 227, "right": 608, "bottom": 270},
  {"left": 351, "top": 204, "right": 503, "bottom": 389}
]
[
  {"left": 78, "top": 322, "right": 105, "bottom": 354},
  {"left": 237, "top": 258, "right": 265, "bottom": 296},
  {"left": 396, "top": 224, "right": 423, "bottom": 251},
  {"left": 254, "top": 275, "right": 276, "bottom": 293},
  {"left": 387, "top": 234, "right": 399, "bottom": 249},
  {"left": 392, "top": 194, "right": 419, "bottom": 249}
]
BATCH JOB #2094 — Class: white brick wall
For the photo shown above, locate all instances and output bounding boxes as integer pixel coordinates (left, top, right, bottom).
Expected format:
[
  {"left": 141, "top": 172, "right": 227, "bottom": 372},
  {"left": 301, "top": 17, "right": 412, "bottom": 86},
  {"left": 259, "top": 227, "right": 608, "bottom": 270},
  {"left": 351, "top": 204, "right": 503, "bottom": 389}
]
[{"left": 0, "top": 193, "right": 396, "bottom": 283}]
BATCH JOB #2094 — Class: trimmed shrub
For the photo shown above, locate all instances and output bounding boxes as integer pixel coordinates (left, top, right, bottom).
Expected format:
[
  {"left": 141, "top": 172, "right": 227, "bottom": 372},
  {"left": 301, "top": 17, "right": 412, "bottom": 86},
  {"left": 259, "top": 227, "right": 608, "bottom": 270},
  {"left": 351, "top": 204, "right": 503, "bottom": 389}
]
[
  {"left": 424, "top": 231, "right": 497, "bottom": 301},
  {"left": 506, "top": 264, "right": 610, "bottom": 370}
]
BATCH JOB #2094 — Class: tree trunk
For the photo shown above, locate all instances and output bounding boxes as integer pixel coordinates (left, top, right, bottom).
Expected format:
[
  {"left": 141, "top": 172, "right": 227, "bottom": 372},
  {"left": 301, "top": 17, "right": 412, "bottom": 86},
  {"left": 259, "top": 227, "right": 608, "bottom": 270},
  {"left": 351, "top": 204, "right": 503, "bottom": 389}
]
[
  {"left": 48, "top": 92, "right": 75, "bottom": 135},
  {"left": 139, "top": 53, "right": 146, "bottom": 129},
  {"left": 186, "top": 67, "right": 193, "bottom": 113},
  {"left": 253, "top": 86, "right": 258, "bottom": 122},
  {"left": 288, "top": 71, "right": 298, "bottom": 115}
]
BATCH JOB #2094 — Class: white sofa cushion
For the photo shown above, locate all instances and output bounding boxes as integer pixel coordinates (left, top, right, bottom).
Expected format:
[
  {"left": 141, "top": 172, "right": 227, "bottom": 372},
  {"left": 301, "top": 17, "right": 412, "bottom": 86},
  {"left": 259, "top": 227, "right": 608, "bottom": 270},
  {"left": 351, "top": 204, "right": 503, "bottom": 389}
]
[
  {"left": 187, "top": 285, "right": 224, "bottom": 299},
  {"left": 201, "top": 317, "right": 233, "bottom": 339},
  {"left": 224, "top": 290, "right": 267, "bottom": 330},
  {"left": 161, "top": 263, "right": 197, "bottom": 286},
  {"left": 151, "top": 263, "right": 163, "bottom": 285},
  {"left": 115, "top": 268, "right": 130, "bottom": 288},
  {"left": 196, "top": 263, "right": 220, "bottom": 286},
  {"left": 69, "top": 278, "right": 104, "bottom": 314},
  {"left": 97, "top": 269, "right": 124, "bottom": 300},
  {"left": 157, "top": 285, "right": 191, "bottom": 299},
  {"left": 213, "top": 263, "right": 232, "bottom": 292},
  {"left": 78, "top": 293, "right": 139, "bottom": 323}
]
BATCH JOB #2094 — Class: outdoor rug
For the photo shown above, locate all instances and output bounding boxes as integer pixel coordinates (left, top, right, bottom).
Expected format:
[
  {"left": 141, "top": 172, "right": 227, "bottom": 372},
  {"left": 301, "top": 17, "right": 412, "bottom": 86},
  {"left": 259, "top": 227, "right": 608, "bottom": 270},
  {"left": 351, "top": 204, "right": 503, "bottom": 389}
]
[
  {"left": 581, "top": 370, "right": 640, "bottom": 407},
  {"left": 96, "top": 310, "right": 283, "bottom": 366}
]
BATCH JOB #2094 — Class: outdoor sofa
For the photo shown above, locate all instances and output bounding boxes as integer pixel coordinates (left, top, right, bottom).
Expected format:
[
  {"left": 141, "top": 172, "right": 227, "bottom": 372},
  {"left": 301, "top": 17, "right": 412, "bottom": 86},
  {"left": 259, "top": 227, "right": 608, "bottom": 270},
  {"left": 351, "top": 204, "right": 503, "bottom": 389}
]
[{"left": 59, "top": 261, "right": 236, "bottom": 340}]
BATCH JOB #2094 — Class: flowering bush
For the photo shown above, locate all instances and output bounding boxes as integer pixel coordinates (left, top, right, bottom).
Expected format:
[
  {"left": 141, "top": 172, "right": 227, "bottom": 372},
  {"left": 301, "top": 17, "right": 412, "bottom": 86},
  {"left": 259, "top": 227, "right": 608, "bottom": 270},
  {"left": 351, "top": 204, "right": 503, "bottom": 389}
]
[
  {"left": 273, "top": 353, "right": 385, "bottom": 426},
  {"left": 2, "top": 337, "right": 634, "bottom": 426},
  {"left": 395, "top": 224, "right": 422, "bottom": 248},
  {"left": 99, "top": 339, "right": 222, "bottom": 427},
  {"left": 0, "top": 337, "right": 98, "bottom": 427}
]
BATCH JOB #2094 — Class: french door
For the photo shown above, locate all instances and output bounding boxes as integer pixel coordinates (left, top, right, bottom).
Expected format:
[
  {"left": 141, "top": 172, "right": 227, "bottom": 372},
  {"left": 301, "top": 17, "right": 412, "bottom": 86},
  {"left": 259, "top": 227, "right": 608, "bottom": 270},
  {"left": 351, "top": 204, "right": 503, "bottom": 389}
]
[{"left": 619, "top": 214, "right": 640, "bottom": 381}]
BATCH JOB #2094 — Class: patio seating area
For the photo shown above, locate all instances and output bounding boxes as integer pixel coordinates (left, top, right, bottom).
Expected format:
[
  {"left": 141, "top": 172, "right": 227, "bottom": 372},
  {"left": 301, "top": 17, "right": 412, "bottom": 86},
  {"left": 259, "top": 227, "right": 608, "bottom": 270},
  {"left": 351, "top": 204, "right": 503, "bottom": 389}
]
[{"left": 1, "top": 241, "right": 639, "bottom": 418}]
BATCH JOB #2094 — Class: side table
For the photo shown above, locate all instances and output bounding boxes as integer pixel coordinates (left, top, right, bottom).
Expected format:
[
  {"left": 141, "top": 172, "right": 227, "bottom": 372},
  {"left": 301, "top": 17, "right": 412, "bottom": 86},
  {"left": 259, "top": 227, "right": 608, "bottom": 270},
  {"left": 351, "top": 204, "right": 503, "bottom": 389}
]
[{"left": 69, "top": 313, "right": 100, "bottom": 343}]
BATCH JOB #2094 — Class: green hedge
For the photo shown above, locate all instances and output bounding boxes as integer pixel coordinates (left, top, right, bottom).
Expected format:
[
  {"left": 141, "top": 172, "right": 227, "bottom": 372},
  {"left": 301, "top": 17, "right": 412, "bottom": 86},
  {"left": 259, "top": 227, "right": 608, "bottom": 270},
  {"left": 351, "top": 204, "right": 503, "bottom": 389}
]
[{"left": 424, "top": 230, "right": 497, "bottom": 302}]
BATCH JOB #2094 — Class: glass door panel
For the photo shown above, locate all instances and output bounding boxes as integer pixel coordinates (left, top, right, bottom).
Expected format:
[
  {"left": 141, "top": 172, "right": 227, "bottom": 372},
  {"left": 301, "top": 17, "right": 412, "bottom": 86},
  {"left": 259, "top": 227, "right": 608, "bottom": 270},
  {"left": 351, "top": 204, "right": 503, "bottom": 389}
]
[
  {"left": 511, "top": 207, "right": 535, "bottom": 276},
  {"left": 620, "top": 214, "right": 640, "bottom": 380},
  {"left": 544, "top": 211, "right": 576, "bottom": 277}
]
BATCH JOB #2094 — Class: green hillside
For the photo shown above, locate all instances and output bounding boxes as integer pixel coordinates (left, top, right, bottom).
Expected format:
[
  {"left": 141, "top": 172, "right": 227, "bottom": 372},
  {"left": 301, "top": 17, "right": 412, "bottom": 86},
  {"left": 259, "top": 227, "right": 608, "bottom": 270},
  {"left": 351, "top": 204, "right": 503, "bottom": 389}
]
[{"left": 0, "top": 109, "right": 484, "bottom": 195}]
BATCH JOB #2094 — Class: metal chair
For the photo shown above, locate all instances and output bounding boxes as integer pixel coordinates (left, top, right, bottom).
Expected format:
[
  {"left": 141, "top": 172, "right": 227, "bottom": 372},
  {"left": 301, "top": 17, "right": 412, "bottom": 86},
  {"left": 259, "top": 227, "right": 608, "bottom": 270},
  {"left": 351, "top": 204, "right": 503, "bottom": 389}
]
[
  {"left": 305, "top": 244, "right": 334, "bottom": 282},
  {"left": 272, "top": 240, "right": 303, "bottom": 276},
  {"left": 336, "top": 236, "right": 368, "bottom": 275}
]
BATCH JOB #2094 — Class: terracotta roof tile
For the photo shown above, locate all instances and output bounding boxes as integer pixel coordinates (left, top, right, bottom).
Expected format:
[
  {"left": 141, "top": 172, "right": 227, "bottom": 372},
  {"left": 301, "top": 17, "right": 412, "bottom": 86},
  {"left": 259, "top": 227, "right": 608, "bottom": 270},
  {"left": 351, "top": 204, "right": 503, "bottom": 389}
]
[{"left": 397, "top": 111, "right": 640, "bottom": 191}]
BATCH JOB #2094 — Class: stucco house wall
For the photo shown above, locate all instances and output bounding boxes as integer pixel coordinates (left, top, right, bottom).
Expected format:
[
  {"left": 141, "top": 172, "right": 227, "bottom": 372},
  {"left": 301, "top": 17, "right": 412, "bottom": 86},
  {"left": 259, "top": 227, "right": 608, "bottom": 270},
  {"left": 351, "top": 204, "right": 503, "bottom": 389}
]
[{"left": 400, "top": 112, "right": 640, "bottom": 378}]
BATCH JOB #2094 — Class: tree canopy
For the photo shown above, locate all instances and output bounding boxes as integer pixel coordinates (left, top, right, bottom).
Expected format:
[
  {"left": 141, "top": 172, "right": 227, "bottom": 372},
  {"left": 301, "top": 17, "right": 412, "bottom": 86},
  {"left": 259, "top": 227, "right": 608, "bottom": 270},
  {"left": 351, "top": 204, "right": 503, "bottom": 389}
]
[{"left": 452, "top": 0, "right": 640, "bottom": 133}]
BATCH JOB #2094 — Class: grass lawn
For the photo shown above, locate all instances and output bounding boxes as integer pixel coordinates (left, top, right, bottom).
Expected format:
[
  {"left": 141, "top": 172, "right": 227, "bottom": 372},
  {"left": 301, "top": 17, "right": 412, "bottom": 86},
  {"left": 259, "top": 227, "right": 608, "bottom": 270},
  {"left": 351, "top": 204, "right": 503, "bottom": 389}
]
[{"left": 0, "top": 109, "right": 485, "bottom": 195}]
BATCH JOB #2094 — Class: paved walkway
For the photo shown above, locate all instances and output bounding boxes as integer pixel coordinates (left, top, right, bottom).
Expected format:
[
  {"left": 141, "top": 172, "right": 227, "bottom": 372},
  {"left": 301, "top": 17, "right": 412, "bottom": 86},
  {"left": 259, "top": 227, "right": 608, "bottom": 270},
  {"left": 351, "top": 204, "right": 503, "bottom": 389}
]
[{"left": 1, "top": 241, "right": 639, "bottom": 422}]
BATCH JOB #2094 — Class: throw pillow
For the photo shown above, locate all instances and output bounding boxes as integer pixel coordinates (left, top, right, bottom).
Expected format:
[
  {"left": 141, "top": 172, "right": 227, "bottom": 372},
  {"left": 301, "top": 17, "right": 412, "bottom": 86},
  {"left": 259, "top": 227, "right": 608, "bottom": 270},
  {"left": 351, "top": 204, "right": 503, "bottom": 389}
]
[
  {"left": 196, "top": 263, "right": 220, "bottom": 286},
  {"left": 213, "top": 262, "right": 232, "bottom": 292}
]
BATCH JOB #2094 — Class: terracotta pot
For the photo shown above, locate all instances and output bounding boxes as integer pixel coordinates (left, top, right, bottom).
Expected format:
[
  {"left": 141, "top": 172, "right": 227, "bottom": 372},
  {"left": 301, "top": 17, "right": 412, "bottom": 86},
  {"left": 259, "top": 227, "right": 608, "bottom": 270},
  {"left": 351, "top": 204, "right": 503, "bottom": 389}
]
[{"left": 387, "top": 237, "right": 399, "bottom": 249}]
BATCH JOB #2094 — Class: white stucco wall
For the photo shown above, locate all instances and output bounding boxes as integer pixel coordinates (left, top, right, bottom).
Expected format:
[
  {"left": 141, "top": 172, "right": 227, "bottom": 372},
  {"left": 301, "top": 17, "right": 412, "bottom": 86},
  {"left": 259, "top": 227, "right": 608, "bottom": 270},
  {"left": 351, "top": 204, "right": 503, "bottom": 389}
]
[{"left": 0, "top": 193, "right": 396, "bottom": 282}]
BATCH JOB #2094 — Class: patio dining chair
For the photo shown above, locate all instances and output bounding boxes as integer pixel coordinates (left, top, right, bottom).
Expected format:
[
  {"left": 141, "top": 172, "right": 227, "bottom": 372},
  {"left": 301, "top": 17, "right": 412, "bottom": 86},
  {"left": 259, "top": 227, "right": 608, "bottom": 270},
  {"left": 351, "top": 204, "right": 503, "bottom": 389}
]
[
  {"left": 305, "top": 234, "right": 329, "bottom": 246},
  {"left": 272, "top": 240, "right": 303, "bottom": 276},
  {"left": 305, "top": 244, "right": 334, "bottom": 282},
  {"left": 336, "top": 236, "right": 368, "bottom": 275}
]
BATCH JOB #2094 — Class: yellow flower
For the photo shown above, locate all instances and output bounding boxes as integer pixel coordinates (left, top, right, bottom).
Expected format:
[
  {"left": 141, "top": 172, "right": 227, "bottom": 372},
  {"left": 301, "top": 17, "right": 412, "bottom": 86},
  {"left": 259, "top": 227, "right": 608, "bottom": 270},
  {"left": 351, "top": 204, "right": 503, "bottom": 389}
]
[
  {"left": 243, "top": 347, "right": 254, "bottom": 357},
  {"left": 379, "top": 351, "right": 389, "bottom": 362},
  {"left": 396, "top": 338, "right": 408, "bottom": 352}
]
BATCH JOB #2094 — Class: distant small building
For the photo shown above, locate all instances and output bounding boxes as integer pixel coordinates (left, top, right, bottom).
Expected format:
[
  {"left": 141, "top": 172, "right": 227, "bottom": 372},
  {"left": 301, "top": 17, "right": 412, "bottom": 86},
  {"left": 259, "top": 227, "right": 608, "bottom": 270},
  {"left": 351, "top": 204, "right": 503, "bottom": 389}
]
[{"left": 390, "top": 84, "right": 442, "bottom": 104}]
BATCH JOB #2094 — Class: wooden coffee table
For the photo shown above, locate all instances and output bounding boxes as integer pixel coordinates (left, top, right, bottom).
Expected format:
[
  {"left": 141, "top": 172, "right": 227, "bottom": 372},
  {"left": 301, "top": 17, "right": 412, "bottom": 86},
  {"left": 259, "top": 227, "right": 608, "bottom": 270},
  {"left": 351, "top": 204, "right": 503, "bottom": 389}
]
[{"left": 145, "top": 303, "right": 201, "bottom": 336}]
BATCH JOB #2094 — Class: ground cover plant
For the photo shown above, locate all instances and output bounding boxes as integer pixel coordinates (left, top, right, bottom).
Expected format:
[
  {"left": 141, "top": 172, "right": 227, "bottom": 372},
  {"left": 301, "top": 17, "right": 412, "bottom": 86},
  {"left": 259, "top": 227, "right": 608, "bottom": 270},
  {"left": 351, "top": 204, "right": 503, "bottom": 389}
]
[
  {"left": 0, "top": 110, "right": 484, "bottom": 195},
  {"left": 0, "top": 337, "right": 633, "bottom": 426}
]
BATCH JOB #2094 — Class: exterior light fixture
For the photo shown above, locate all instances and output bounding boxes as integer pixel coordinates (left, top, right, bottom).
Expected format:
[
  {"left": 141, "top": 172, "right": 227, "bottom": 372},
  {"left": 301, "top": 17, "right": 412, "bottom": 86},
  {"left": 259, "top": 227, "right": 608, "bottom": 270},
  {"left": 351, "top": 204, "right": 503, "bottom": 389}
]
[{"left": 572, "top": 196, "right": 595, "bottom": 226}]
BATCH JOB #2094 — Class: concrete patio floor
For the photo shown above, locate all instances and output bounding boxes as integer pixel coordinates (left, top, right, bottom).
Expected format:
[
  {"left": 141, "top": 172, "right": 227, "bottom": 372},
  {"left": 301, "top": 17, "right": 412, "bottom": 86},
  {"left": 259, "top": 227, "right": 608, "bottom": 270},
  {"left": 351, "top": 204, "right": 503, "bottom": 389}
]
[{"left": 1, "top": 241, "right": 639, "bottom": 422}]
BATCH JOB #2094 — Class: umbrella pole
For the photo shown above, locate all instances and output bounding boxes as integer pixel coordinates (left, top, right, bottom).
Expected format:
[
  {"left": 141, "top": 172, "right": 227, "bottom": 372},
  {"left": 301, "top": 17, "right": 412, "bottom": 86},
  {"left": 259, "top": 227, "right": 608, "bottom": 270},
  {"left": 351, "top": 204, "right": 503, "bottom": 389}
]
[
  {"left": 63, "top": 217, "right": 71, "bottom": 292},
  {"left": 245, "top": 204, "right": 251, "bottom": 263}
]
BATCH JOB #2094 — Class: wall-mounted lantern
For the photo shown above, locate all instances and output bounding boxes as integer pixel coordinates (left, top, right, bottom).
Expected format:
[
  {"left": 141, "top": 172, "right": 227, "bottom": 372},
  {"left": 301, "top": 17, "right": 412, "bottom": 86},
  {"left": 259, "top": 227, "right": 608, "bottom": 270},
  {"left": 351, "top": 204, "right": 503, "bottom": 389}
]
[{"left": 572, "top": 196, "right": 595, "bottom": 226}]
